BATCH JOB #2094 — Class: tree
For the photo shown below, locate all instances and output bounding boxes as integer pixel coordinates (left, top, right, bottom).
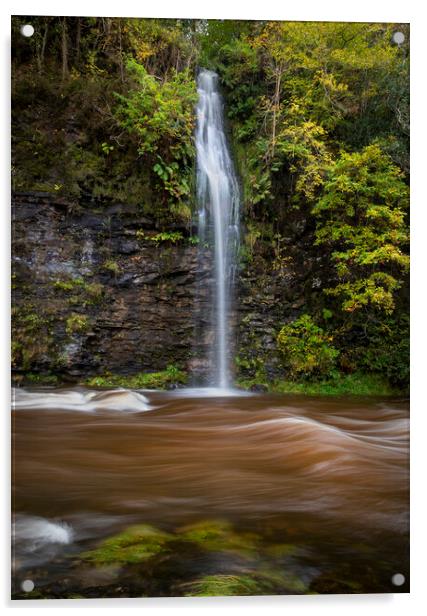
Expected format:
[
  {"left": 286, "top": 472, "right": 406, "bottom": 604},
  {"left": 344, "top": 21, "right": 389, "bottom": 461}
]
[{"left": 313, "top": 144, "right": 409, "bottom": 315}]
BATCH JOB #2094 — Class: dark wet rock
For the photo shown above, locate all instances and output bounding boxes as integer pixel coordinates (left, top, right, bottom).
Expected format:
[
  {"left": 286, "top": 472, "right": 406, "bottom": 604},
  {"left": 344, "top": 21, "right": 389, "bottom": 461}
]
[
  {"left": 117, "top": 240, "right": 140, "bottom": 255},
  {"left": 249, "top": 383, "right": 268, "bottom": 393},
  {"left": 11, "top": 192, "right": 210, "bottom": 379},
  {"left": 12, "top": 191, "right": 320, "bottom": 382},
  {"left": 166, "top": 382, "right": 181, "bottom": 390}
]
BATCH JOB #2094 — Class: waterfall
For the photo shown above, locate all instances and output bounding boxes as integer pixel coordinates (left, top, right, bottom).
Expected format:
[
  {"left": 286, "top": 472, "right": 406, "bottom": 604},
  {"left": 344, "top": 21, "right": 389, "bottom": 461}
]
[{"left": 195, "top": 69, "right": 240, "bottom": 389}]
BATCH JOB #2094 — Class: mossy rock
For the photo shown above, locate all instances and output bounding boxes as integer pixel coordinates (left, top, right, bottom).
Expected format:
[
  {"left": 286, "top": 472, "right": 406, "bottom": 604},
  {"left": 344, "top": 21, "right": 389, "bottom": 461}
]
[
  {"left": 85, "top": 365, "right": 187, "bottom": 390},
  {"left": 181, "top": 573, "right": 269, "bottom": 596},
  {"left": 79, "top": 524, "right": 173, "bottom": 566},
  {"left": 258, "top": 568, "right": 308, "bottom": 594},
  {"left": 181, "top": 569, "right": 308, "bottom": 596},
  {"left": 177, "top": 520, "right": 259, "bottom": 557}
]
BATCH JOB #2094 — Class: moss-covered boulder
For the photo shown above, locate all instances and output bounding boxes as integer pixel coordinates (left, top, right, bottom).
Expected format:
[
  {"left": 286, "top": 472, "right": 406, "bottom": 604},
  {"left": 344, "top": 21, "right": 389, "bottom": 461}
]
[
  {"left": 181, "top": 573, "right": 269, "bottom": 596},
  {"left": 177, "top": 519, "right": 259, "bottom": 557},
  {"left": 79, "top": 524, "right": 173, "bottom": 565},
  {"left": 181, "top": 569, "right": 308, "bottom": 596}
]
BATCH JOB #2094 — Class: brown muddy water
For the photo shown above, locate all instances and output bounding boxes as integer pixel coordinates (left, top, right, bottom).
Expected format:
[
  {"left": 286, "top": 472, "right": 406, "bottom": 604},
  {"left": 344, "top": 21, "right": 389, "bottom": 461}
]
[{"left": 11, "top": 387, "right": 409, "bottom": 598}]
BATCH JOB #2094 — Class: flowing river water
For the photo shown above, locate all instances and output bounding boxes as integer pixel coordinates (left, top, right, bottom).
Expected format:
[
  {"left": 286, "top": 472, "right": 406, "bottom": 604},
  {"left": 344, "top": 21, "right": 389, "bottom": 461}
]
[{"left": 12, "top": 387, "right": 409, "bottom": 597}]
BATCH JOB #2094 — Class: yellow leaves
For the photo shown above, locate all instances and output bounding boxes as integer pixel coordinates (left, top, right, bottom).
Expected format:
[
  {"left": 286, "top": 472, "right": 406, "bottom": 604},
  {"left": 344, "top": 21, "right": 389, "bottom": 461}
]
[
  {"left": 313, "top": 144, "right": 409, "bottom": 315},
  {"left": 343, "top": 301, "right": 358, "bottom": 313},
  {"left": 135, "top": 41, "right": 155, "bottom": 63},
  {"left": 329, "top": 273, "right": 400, "bottom": 315},
  {"left": 316, "top": 70, "right": 349, "bottom": 95},
  {"left": 277, "top": 314, "right": 339, "bottom": 377},
  {"left": 274, "top": 118, "right": 332, "bottom": 201}
]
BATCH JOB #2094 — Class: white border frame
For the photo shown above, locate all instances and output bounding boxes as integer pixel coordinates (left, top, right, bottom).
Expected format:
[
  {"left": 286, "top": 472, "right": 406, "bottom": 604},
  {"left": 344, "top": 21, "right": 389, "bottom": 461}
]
[{"left": 2, "top": 1, "right": 425, "bottom": 614}]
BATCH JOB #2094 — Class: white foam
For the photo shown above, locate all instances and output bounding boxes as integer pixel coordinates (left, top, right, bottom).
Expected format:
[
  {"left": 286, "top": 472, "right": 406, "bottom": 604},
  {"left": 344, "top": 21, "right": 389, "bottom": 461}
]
[
  {"left": 162, "top": 387, "right": 254, "bottom": 398},
  {"left": 13, "top": 515, "right": 73, "bottom": 550},
  {"left": 12, "top": 387, "right": 150, "bottom": 412}
]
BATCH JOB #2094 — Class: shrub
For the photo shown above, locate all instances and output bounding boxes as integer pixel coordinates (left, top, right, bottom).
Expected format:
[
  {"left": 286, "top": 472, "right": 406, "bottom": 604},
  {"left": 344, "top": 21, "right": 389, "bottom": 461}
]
[
  {"left": 277, "top": 314, "right": 339, "bottom": 379},
  {"left": 86, "top": 365, "right": 187, "bottom": 389}
]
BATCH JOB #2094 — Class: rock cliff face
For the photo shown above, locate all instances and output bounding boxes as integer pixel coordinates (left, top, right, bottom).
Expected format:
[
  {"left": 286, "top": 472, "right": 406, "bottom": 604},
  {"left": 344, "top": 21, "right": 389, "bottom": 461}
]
[
  {"left": 12, "top": 193, "right": 208, "bottom": 380},
  {"left": 235, "top": 232, "right": 325, "bottom": 382},
  {"left": 12, "top": 192, "right": 319, "bottom": 383}
]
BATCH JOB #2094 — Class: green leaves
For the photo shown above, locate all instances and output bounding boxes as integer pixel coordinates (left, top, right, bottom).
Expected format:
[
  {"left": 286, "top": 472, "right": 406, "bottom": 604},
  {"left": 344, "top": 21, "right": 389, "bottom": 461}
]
[
  {"left": 313, "top": 145, "right": 408, "bottom": 315},
  {"left": 153, "top": 162, "right": 169, "bottom": 181},
  {"left": 114, "top": 59, "right": 197, "bottom": 221},
  {"left": 100, "top": 142, "right": 114, "bottom": 155},
  {"left": 277, "top": 315, "right": 339, "bottom": 379}
]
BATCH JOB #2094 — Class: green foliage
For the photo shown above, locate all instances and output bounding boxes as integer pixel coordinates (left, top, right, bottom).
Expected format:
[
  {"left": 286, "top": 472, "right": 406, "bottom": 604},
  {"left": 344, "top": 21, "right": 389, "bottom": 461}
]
[
  {"left": 54, "top": 278, "right": 104, "bottom": 303},
  {"left": 237, "top": 372, "right": 399, "bottom": 396},
  {"left": 210, "top": 21, "right": 408, "bottom": 216},
  {"left": 85, "top": 282, "right": 105, "bottom": 301},
  {"left": 235, "top": 354, "right": 266, "bottom": 382},
  {"left": 272, "top": 372, "right": 398, "bottom": 396},
  {"left": 100, "top": 142, "right": 114, "bottom": 155},
  {"left": 206, "top": 19, "right": 409, "bottom": 392},
  {"left": 12, "top": 17, "right": 198, "bottom": 221},
  {"left": 343, "top": 313, "right": 410, "bottom": 389},
  {"left": 277, "top": 314, "right": 339, "bottom": 378},
  {"left": 244, "top": 221, "right": 262, "bottom": 254},
  {"left": 103, "top": 259, "right": 121, "bottom": 274},
  {"left": 275, "top": 115, "right": 333, "bottom": 203},
  {"left": 24, "top": 372, "right": 60, "bottom": 385},
  {"left": 66, "top": 313, "right": 90, "bottom": 335},
  {"left": 54, "top": 279, "right": 83, "bottom": 292},
  {"left": 137, "top": 230, "right": 184, "bottom": 244},
  {"left": 114, "top": 58, "right": 197, "bottom": 220},
  {"left": 313, "top": 144, "right": 409, "bottom": 315},
  {"left": 11, "top": 306, "right": 54, "bottom": 370},
  {"left": 86, "top": 365, "right": 187, "bottom": 389},
  {"left": 322, "top": 308, "right": 333, "bottom": 321}
]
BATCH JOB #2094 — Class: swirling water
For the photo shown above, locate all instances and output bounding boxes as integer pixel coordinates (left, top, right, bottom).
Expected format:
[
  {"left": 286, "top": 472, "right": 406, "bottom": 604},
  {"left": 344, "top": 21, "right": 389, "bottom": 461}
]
[{"left": 12, "top": 387, "right": 409, "bottom": 597}]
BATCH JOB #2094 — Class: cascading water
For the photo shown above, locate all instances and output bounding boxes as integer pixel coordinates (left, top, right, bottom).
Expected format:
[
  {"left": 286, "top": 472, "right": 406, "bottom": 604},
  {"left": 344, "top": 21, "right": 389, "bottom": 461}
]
[{"left": 195, "top": 69, "right": 240, "bottom": 389}]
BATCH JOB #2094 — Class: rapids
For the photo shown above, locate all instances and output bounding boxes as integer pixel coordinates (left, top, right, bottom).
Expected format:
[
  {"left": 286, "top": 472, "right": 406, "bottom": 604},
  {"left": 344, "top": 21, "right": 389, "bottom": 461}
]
[{"left": 12, "top": 387, "right": 409, "bottom": 596}]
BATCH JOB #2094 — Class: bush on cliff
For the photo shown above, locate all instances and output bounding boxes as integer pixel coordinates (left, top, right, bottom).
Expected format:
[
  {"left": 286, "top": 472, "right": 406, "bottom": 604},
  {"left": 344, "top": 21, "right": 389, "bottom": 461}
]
[{"left": 277, "top": 314, "right": 339, "bottom": 379}]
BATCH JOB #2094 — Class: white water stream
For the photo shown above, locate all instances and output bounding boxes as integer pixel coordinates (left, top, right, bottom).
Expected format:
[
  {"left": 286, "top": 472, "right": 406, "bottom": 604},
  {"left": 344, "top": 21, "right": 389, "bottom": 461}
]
[{"left": 195, "top": 69, "right": 240, "bottom": 388}]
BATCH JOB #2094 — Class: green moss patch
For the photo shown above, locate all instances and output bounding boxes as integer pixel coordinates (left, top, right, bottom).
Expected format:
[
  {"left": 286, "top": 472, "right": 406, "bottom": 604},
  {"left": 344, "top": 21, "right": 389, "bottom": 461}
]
[
  {"left": 181, "top": 573, "right": 267, "bottom": 596},
  {"left": 177, "top": 520, "right": 259, "bottom": 556},
  {"left": 85, "top": 365, "right": 187, "bottom": 390},
  {"left": 79, "top": 524, "right": 173, "bottom": 566},
  {"left": 54, "top": 278, "right": 104, "bottom": 303},
  {"left": 74, "top": 519, "right": 311, "bottom": 595},
  {"left": 66, "top": 313, "right": 90, "bottom": 335},
  {"left": 181, "top": 569, "right": 308, "bottom": 596},
  {"left": 237, "top": 372, "right": 402, "bottom": 397},
  {"left": 23, "top": 372, "right": 60, "bottom": 386}
]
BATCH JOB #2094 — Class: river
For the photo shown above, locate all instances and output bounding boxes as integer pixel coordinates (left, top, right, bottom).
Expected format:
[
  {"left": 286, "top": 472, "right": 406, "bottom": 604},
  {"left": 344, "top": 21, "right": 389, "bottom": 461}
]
[{"left": 12, "top": 387, "right": 409, "bottom": 597}]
